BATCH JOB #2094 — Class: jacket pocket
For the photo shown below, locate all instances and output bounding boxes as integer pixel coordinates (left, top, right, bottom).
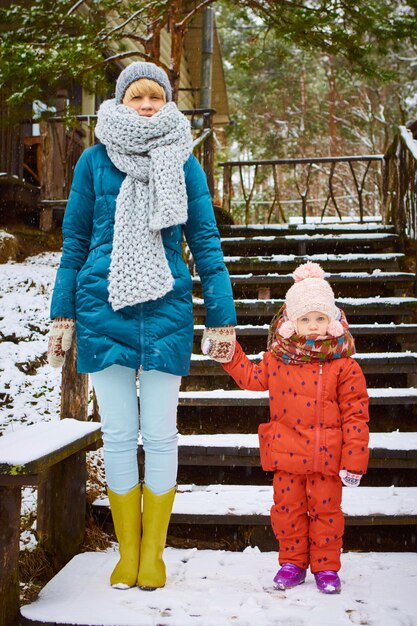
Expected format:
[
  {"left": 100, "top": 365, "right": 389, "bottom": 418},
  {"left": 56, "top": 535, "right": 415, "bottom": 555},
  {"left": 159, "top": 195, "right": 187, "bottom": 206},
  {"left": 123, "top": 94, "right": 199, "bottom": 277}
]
[{"left": 258, "top": 421, "right": 278, "bottom": 472}]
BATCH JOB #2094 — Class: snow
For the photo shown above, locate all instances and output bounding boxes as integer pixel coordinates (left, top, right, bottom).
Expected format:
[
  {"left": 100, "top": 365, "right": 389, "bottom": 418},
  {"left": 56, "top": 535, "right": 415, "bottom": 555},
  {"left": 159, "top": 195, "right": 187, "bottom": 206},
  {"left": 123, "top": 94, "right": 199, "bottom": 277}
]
[
  {"left": 0, "top": 253, "right": 62, "bottom": 436},
  {"left": 20, "top": 550, "right": 417, "bottom": 626},
  {"left": 172, "top": 432, "right": 417, "bottom": 452},
  {"left": 0, "top": 418, "right": 101, "bottom": 465},
  {"left": 223, "top": 252, "right": 403, "bottom": 262},
  {"left": 221, "top": 233, "right": 395, "bottom": 242},
  {"left": 93, "top": 484, "right": 417, "bottom": 519}
]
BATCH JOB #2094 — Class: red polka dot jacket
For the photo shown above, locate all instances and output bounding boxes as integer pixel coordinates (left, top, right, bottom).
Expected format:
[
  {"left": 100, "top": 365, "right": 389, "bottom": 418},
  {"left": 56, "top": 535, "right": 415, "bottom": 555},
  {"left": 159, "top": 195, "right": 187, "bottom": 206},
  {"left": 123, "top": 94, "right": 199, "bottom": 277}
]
[{"left": 222, "top": 341, "right": 370, "bottom": 476}]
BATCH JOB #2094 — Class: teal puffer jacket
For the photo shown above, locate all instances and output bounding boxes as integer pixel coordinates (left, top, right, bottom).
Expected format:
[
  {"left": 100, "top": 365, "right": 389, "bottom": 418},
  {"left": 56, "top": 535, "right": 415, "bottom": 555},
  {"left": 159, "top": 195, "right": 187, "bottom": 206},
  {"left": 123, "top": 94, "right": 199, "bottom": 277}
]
[{"left": 50, "top": 144, "right": 236, "bottom": 375}]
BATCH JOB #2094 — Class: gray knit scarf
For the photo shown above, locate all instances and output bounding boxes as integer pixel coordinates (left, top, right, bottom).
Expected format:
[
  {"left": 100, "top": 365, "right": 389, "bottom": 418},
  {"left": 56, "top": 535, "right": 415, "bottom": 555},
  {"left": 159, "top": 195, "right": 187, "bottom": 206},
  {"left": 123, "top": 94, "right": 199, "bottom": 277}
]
[{"left": 95, "top": 99, "right": 193, "bottom": 310}]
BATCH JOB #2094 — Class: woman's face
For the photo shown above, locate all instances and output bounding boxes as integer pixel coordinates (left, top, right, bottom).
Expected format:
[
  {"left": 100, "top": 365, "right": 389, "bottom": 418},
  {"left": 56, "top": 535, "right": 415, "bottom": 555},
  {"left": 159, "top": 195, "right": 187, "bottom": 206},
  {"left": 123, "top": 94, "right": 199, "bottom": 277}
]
[
  {"left": 124, "top": 93, "right": 165, "bottom": 117},
  {"left": 123, "top": 79, "right": 166, "bottom": 117},
  {"left": 295, "top": 311, "right": 329, "bottom": 336}
]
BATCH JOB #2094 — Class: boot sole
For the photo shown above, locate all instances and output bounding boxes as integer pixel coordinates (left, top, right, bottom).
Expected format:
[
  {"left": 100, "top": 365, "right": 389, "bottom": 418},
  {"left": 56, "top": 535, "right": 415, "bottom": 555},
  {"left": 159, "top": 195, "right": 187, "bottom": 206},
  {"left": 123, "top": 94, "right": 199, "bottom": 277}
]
[{"left": 274, "top": 579, "right": 305, "bottom": 590}]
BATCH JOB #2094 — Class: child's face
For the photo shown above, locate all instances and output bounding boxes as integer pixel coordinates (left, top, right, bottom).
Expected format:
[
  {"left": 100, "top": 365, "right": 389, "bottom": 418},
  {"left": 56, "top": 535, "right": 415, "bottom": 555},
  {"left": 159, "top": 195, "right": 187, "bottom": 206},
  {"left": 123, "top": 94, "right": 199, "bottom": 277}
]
[{"left": 295, "top": 311, "right": 329, "bottom": 336}]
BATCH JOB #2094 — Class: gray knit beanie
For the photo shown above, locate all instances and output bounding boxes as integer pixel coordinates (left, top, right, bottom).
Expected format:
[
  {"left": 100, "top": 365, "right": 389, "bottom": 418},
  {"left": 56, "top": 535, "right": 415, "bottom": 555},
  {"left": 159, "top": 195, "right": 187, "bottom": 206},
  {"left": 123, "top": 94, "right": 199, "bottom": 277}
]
[{"left": 115, "top": 62, "right": 172, "bottom": 104}]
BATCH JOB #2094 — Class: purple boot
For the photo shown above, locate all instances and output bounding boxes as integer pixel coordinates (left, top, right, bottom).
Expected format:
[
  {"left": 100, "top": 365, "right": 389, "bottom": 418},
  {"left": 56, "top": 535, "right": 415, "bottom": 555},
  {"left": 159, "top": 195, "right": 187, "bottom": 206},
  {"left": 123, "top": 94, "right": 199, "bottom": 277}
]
[
  {"left": 273, "top": 563, "right": 306, "bottom": 590},
  {"left": 314, "top": 570, "right": 341, "bottom": 594}
]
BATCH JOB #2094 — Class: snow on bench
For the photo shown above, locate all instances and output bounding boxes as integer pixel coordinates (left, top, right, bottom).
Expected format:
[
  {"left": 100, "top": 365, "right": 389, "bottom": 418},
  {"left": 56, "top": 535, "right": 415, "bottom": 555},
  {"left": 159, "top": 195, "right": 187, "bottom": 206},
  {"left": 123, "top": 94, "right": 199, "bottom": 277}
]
[{"left": 0, "top": 418, "right": 102, "bottom": 473}]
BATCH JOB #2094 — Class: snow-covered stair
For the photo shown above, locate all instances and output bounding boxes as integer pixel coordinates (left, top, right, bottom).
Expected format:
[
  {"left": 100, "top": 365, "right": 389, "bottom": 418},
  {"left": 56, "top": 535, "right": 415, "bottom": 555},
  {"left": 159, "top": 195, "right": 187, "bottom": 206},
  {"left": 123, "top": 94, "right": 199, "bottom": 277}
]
[{"left": 95, "top": 485, "right": 417, "bottom": 525}]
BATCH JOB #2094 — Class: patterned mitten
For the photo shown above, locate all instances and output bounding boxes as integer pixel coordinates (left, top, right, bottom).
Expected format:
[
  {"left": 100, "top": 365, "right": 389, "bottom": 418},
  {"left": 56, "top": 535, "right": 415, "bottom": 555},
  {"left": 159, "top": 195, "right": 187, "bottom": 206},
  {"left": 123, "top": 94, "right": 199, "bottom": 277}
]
[
  {"left": 339, "top": 470, "right": 362, "bottom": 487},
  {"left": 47, "top": 317, "right": 75, "bottom": 368},
  {"left": 201, "top": 326, "right": 236, "bottom": 363}
]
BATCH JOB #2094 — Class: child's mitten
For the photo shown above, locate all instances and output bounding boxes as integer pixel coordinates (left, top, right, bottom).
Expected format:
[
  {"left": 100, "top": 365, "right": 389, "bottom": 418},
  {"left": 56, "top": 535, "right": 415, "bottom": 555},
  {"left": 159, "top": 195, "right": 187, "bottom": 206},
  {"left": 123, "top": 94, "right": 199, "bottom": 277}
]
[
  {"left": 339, "top": 469, "right": 362, "bottom": 487},
  {"left": 47, "top": 317, "right": 75, "bottom": 368},
  {"left": 201, "top": 326, "right": 236, "bottom": 363}
]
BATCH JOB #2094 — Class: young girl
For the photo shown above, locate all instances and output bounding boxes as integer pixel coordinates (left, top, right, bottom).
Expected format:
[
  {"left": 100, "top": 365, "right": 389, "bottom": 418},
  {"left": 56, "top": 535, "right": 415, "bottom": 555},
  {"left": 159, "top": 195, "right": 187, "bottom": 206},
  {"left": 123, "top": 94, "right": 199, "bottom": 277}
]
[
  {"left": 48, "top": 62, "right": 236, "bottom": 591},
  {"left": 207, "top": 262, "right": 369, "bottom": 594}
]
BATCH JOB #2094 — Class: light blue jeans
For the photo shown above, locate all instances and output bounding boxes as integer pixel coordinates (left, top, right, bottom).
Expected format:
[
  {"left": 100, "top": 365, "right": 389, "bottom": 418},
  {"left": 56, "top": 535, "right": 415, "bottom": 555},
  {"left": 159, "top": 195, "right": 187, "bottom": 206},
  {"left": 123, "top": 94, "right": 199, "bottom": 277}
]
[{"left": 90, "top": 365, "right": 181, "bottom": 495}]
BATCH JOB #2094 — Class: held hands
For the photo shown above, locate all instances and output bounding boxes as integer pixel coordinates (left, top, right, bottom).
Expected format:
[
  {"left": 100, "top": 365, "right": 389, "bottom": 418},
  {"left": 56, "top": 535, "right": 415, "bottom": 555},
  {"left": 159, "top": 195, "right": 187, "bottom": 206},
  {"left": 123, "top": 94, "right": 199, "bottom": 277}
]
[
  {"left": 47, "top": 317, "right": 75, "bottom": 368},
  {"left": 339, "top": 469, "right": 362, "bottom": 487},
  {"left": 201, "top": 325, "right": 236, "bottom": 363}
]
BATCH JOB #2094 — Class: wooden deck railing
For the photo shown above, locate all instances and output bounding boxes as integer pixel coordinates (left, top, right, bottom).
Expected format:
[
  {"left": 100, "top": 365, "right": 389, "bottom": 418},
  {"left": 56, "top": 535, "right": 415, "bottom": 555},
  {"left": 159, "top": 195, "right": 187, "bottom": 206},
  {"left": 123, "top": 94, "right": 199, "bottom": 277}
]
[
  {"left": 383, "top": 121, "right": 417, "bottom": 246},
  {"left": 219, "top": 155, "right": 384, "bottom": 225}
]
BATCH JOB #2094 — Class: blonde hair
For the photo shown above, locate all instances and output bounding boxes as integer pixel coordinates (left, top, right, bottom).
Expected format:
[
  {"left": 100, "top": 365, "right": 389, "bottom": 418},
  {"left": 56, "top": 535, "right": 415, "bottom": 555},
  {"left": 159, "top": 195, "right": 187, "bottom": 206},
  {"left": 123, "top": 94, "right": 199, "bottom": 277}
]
[{"left": 122, "top": 78, "right": 166, "bottom": 104}]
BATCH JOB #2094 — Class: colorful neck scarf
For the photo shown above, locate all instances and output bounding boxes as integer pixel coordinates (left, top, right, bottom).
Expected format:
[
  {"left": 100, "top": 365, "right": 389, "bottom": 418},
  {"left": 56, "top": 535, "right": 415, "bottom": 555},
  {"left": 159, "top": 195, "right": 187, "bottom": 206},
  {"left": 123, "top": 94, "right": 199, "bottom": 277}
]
[{"left": 267, "top": 306, "right": 355, "bottom": 365}]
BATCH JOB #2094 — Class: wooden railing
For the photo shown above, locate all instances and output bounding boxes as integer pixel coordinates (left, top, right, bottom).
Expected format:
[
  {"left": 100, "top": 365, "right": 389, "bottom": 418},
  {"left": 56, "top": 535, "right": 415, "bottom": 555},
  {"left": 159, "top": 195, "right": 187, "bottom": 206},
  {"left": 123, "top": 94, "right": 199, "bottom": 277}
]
[
  {"left": 219, "top": 155, "right": 384, "bottom": 225},
  {"left": 383, "top": 122, "right": 417, "bottom": 245}
]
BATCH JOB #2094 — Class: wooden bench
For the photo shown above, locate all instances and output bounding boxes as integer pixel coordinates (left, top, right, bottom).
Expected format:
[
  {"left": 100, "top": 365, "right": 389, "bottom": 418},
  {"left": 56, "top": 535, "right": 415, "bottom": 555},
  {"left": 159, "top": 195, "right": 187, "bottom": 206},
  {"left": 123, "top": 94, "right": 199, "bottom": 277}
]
[{"left": 0, "top": 418, "right": 102, "bottom": 626}]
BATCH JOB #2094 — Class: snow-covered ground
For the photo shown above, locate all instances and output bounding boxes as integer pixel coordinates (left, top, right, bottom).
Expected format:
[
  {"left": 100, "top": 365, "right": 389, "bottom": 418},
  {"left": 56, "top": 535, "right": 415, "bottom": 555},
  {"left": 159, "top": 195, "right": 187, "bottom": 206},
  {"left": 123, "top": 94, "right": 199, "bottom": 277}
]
[
  {"left": 0, "top": 252, "right": 62, "bottom": 435},
  {"left": 2, "top": 251, "right": 417, "bottom": 625}
]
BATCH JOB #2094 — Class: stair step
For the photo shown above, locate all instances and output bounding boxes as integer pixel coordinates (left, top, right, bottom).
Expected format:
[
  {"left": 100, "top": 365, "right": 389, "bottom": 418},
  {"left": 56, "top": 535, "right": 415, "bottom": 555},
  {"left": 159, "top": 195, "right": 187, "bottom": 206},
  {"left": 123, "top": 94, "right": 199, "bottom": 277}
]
[
  {"left": 193, "top": 271, "right": 415, "bottom": 287},
  {"left": 220, "top": 222, "right": 396, "bottom": 236},
  {"left": 189, "top": 352, "right": 417, "bottom": 375},
  {"left": 94, "top": 485, "right": 417, "bottom": 526},
  {"left": 138, "top": 432, "right": 417, "bottom": 469},
  {"left": 224, "top": 253, "right": 404, "bottom": 272},
  {"left": 220, "top": 233, "right": 398, "bottom": 255},
  {"left": 193, "top": 297, "right": 417, "bottom": 319},
  {"left": 178, "top": 388, "right": 417, "bottom": 406},
  {"left": 19, "top": 551, "right": 417, "bottom": 626},
  {"left": 194, "top": 323, "right": 417, "bottom": 338}
]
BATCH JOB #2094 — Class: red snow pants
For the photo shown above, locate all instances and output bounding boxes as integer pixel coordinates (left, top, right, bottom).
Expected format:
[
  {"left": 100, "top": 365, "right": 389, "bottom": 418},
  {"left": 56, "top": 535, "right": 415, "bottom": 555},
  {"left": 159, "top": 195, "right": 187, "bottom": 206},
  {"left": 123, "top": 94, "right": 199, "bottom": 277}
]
[{"left": 271, "top": 470, "right": 344, "bottom": 572}]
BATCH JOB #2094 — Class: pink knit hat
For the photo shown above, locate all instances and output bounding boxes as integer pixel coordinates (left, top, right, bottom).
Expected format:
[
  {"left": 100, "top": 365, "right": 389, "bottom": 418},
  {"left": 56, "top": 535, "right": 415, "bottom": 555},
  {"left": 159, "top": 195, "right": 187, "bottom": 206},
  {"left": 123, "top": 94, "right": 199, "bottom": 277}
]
[{"left": 279, "top": 262, "right": 344, "bottom": 338}]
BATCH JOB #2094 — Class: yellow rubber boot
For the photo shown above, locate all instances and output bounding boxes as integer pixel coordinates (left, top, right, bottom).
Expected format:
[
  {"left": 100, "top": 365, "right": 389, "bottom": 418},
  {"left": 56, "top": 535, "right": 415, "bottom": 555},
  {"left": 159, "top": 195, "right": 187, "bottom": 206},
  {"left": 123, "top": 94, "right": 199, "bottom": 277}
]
[
  {"left": 107, "top": 483, "right": 141, "bottom": 588},
  {"left": 137, "top": 485, "right": 176, "bottom": 590}
]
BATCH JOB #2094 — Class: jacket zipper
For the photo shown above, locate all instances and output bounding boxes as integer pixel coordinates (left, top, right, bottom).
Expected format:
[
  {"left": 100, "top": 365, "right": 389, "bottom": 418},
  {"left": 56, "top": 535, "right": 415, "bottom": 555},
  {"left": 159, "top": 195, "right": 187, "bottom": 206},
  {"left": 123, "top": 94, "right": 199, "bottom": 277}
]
[
  {"left": 313, "top": 363, "right": 323, "bottom": 473},
  {"left": 139, "top": 303, "right": 144, "bottom": 372}
]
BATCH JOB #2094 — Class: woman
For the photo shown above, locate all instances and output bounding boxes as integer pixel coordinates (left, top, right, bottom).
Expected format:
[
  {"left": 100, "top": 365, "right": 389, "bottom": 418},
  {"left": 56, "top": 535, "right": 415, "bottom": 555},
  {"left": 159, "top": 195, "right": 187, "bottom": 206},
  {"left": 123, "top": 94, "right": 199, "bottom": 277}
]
[{"left": 47, "top": 62, "right": 236, "bottom": 591}]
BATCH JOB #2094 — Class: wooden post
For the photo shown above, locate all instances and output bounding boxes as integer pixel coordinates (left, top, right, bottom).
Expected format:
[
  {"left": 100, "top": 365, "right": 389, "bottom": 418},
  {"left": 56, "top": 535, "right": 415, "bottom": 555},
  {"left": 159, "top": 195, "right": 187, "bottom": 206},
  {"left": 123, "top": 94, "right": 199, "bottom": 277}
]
[
  {"left": 203, "top": 112, "right": 215, "bottom": 197},
  {"left": 37, "top": 453, "right": 87, "bottom": 569},
  {"left": 60, "top": 337, "right": 89, "bottom": 422},
  {"left": 37, "top": 337, "right": 89, "bottom": 566},
  {"left": 0, "top": 486, "right": 21, "bottom": 626},
  {"left": 39, "top": 90, "right": 68, "bottom": 231},
  {"left": 222, "top": 164, "right": 232, "bottom": 213}
]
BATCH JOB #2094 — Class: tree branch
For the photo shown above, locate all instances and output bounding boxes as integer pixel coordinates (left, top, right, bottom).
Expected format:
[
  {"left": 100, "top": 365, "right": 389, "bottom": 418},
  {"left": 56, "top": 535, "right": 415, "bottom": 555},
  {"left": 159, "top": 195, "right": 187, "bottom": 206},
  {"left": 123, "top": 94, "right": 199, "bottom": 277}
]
[
  {"left": 81, "top": 50, "right": 170, "bottom": 74},
  {"left": 66, "top": 0, "right": 87, "bottom": 17},
  {"left": 100, "top": 2, "right": 161, "bottom": 42},
  {"left": 175, "top": 0, "right": 217, "bottom": 30}
]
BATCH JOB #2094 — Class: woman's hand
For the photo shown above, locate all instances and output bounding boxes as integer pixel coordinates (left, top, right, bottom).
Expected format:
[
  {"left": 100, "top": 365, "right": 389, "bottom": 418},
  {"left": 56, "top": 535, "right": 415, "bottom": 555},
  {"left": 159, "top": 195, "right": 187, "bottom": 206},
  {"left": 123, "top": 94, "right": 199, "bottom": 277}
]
[
  {"left": 47, "top": 317, "right": 75, "bottom": 368},
  {"left": 201, "top": 326, "right": 236, "bottom": 363}
]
